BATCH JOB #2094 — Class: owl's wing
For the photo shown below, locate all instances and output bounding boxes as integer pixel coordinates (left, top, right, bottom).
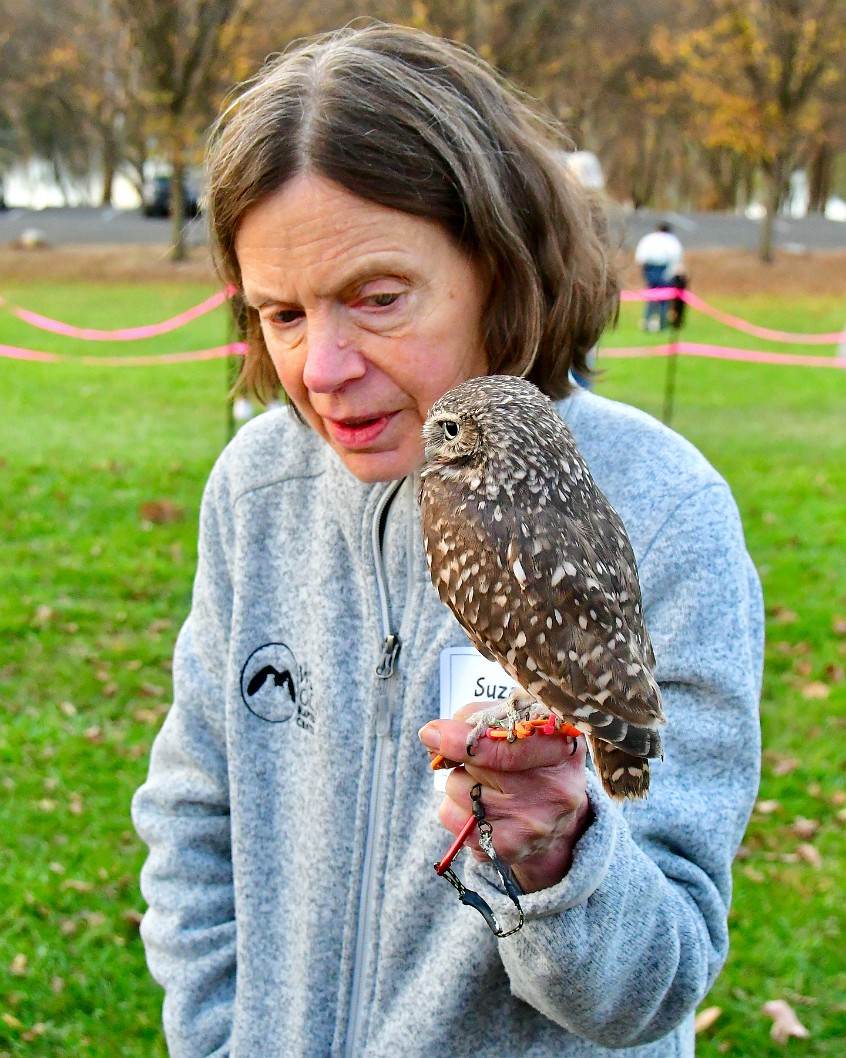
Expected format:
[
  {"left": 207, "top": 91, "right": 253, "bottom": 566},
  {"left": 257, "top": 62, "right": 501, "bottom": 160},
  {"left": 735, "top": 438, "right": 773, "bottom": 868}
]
[{"left": 487, "top": 492, "right": 664, "bottom": 731}]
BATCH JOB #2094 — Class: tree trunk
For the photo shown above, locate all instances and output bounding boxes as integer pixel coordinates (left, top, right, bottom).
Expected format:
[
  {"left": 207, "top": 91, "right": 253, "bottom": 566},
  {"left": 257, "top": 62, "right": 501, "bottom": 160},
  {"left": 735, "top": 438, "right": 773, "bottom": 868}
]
[
  {"left": 100, "top": 132, "right": 118, "bottom": 207},
  {"left": 759, "top": 162, "right": 782, "bottom": 264},
  {"left": 807, "top": 142, "right": 832, "bottom": 214},
  {"left": 170, "top": 151, "right": 187, "bottom": 263}
]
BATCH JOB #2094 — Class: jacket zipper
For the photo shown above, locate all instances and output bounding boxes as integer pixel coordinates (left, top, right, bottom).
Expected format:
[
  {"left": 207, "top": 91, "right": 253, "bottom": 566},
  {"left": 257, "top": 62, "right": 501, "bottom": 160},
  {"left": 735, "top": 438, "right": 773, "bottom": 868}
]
[{"left": 344, "top": 479, "right": 405, "bottom": 1058}]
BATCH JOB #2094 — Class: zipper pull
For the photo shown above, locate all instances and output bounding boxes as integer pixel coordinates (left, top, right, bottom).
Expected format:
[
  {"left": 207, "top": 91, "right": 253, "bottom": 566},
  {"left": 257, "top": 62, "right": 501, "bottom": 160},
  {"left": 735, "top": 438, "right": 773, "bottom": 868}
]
[{"left": 376, "top": 633, "right": 401, "bottom": 679}]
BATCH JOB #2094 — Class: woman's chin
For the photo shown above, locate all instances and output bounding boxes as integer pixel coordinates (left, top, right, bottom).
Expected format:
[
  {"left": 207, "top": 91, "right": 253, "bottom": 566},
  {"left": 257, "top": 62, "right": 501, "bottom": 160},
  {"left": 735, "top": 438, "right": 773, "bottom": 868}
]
[{"left": 330, "top": 438, "right": 424, "bottom": 483}]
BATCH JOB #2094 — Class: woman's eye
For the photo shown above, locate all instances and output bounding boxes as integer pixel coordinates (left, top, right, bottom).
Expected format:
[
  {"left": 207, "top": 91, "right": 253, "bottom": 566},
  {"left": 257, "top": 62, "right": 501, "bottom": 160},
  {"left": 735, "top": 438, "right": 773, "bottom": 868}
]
[
  {"left": 442, "top": 420, "right": 460, "bottom": 440},
  {"left": 364, "top": 292, "right": 400, "bottom": 308},
  {"left": 269, "top": 309, "right": 303, "bottom": 326}
]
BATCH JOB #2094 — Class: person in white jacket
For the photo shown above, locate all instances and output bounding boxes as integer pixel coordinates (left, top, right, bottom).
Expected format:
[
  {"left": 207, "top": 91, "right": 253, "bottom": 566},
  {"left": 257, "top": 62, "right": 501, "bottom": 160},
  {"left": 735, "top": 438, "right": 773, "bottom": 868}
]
[
  {"left": 132, "top": 24, "right": 763, "bottom": 1058},
  {"left": 634, "top": 223, "right": 684, "bottom": 331}
]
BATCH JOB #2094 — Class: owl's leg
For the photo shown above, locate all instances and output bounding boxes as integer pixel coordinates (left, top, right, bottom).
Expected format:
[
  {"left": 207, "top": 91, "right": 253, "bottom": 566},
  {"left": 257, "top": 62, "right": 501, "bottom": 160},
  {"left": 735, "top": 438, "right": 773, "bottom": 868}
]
[{"left": 464, "top": 689, "right": 546, "bottom": 753}]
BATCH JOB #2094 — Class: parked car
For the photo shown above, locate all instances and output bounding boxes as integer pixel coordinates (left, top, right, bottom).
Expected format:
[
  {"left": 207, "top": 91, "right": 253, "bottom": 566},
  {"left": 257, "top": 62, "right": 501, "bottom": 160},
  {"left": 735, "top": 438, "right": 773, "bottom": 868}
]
[{"left": 141, "top": 175, "right": 201, "bottom": 218}]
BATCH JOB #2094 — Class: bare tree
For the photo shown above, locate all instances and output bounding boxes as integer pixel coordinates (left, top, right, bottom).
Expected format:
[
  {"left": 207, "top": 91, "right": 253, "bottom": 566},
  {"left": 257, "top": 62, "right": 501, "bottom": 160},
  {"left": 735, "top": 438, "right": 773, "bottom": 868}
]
[{"left": 112, "top": 0, "right": 261, "bottom": 260}]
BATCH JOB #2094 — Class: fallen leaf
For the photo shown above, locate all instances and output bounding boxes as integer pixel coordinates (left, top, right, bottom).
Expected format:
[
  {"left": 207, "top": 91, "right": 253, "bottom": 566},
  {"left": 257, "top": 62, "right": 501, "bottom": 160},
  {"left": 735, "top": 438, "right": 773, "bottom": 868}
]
[
  {"left": 833, "top": 615, "right": 846, "bottom": 636},
  {"left": 824, "top": 663, "right": 844, "bottom": 683},
  {"left": 60, "top": 879, "right": 93, "bottom": 893},
  {"left": 10, "top": 954, "right": 27, "bottom": 976},
  {"left": 807, "top": 782, "right": 823, "bottom": 798},
  {"left": 832, "top": 791, "right": 846, "bottom": 806},
  {"left": 743, "top": 866, "right": 765, "bottom": 883},
  {"left": 837, "top": 808, "right": 846, "bottom": 823},
  {"left": 773, "top": 757, "right": 800, "bottom": 777},
  {"left": 51, "top": 976, "right": 65, "bottom": 993},
  {"left": 791, "top": 817, "right": 820, "bottom": 839},
  {"left": 139, "top": 681, "right": 165, "bottom": 698},
  {"left": 32, "top": 604, "right": 55, "bottom": 627},
  {"left": 793, "top": 659, "right": 812, "bottom": 677},
  {"left": 123, "top": 909, "right": 144, "bottom": 929},
  {"left": 762, "top": 999, "right": 810, "bottom": 1043},
  {"left": 133, "top": 706, "right": 166, "bottom": 725},
  {"left": 59, "top": 701, "right": 77, "bottom": 717},
  {"left": 771, "top": 606, "right": 798, "bottom": 625},
  {"left": 755, "top": 799, "right": 781, "bottom": 815},
  {"left": 37, "top": 799, "right": 57, "bottom": 812},
  {"left": 694, "top": 1007, "right": 722, "bottom": 1034},
  {"left": 139, "top": 499, "right": 184, "bottom": 525},
  {"left": 2, "top": 1012, "right": 24, "bottom": 1029},
  {"left": 801, "top": 681, "right": 829, "bottom": 700},
  {"left": 796, "top": 843, "right": 822, "bottom": 868},
  {"left": 84, "top": 726, "right": 103, "bottom": 743}
]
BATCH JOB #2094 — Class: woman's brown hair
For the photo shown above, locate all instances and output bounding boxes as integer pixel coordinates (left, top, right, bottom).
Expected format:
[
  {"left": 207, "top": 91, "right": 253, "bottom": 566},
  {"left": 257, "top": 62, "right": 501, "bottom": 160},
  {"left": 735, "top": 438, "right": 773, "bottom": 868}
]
[{"left": 206, "top": 22, "right": 619, "bottom": 402}]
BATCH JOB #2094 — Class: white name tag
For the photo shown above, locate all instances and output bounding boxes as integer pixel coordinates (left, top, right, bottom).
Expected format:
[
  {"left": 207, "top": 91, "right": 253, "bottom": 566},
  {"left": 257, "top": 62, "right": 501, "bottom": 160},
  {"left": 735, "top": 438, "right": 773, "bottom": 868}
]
[{"left": 434, "top": 646, "right": 518, "bottom": 791}]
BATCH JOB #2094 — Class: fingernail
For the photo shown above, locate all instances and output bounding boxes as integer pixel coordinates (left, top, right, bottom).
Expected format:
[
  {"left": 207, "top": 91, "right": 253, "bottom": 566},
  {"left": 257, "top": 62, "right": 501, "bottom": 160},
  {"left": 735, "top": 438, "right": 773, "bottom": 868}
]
[{"left": 418, "top": 723, "right": 441, "bottom": 750}]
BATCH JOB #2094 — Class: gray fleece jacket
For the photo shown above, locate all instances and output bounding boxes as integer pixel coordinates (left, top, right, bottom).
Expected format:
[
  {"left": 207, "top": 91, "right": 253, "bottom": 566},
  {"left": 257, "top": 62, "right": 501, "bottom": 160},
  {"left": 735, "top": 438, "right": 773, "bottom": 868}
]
[{"left": 132, "top": 386, "right": 764, "bottom": 1058}]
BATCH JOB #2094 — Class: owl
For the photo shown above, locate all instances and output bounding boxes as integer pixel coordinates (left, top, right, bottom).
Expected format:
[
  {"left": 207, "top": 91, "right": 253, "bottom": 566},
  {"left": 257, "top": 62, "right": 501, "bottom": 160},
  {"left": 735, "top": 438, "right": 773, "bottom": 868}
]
[{"left": 418, "top": 375, "right": 665, "bottom": 801}]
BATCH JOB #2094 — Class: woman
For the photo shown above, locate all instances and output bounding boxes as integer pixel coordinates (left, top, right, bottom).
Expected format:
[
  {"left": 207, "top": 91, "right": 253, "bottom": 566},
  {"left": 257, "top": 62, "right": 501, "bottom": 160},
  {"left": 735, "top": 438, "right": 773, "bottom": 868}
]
[{"left": 132, "top": 24, "right": 763, "bottom": 1058}]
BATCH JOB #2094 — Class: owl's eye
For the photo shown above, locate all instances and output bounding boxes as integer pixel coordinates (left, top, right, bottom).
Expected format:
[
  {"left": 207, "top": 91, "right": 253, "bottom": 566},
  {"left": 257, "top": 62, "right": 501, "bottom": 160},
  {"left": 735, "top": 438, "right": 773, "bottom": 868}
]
[{"left": 442, "top": 420, "right": 460, "bottom": 441}]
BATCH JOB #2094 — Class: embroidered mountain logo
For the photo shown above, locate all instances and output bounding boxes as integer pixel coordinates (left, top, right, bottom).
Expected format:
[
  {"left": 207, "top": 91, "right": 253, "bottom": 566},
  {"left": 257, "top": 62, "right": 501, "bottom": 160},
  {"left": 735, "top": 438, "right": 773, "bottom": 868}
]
[{"left": 240, "top": 643, "right": 315, "bottom": 731}]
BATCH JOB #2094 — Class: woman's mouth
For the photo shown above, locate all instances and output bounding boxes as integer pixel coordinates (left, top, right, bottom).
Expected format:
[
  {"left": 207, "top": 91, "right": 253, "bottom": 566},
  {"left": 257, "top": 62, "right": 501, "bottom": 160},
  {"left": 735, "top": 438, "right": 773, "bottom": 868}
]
[{"left": 324, "top": 412, "right": 397, "bottom": 448}]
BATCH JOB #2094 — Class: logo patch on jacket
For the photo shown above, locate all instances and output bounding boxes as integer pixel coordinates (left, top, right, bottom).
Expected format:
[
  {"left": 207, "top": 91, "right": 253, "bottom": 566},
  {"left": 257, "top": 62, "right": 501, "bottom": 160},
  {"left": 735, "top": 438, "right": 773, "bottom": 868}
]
[{"left": 240, "top": 643, "right": 314, "bottom": 730}]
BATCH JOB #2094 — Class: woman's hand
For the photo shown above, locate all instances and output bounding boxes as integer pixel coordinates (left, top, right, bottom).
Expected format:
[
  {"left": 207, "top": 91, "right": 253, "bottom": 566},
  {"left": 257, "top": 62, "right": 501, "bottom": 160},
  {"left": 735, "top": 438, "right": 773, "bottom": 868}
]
[{"left": 419, "top": 703, "right": 593, "bottom": 893}]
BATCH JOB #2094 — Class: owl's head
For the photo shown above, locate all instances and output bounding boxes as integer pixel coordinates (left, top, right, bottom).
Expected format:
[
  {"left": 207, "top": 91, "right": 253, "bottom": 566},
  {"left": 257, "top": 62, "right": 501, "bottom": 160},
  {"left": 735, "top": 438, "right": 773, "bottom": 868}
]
[
  {"left": 422, "top": 374, "right": 556, "bottom": 479},
  {"left": 421, "top": 403, "right": 483, "bottom": 468}
]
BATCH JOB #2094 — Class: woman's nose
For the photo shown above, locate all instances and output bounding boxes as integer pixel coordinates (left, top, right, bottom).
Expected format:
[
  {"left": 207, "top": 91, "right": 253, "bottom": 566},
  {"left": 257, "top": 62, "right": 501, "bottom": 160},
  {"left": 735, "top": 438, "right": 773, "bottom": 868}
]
[{"left": 301, "top": 314, "right": 366, "bottom": 393}]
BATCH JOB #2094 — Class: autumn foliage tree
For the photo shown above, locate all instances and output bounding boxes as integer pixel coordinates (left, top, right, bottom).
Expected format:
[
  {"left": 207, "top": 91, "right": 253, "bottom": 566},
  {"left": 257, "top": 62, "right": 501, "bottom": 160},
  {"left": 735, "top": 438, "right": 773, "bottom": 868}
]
[
  {"left": 1, "top": 0, "right": 844, "bottom": 264},
  {"left": 652, "top": 0, "right": 846, "bottom": 259}
]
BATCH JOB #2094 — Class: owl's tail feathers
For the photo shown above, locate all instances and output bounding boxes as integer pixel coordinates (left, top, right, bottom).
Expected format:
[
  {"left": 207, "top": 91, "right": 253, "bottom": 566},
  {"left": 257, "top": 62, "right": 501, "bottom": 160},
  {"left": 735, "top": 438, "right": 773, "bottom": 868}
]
[{"left": 588, "top": 736, "right": 652, "bottom": 801}]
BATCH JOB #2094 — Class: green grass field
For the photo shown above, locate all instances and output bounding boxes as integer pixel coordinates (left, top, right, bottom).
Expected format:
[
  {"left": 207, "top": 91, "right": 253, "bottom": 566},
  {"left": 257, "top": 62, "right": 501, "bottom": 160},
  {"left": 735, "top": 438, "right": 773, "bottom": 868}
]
[{"left": 1, "top": 283, "right": 844, "bottom": 1056}]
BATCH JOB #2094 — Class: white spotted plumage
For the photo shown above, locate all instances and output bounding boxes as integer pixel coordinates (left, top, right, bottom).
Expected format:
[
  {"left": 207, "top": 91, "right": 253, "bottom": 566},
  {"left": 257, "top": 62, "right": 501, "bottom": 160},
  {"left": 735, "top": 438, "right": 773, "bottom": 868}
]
[{"left": 419, "top": 375, "right": 665, "bottom": 800}]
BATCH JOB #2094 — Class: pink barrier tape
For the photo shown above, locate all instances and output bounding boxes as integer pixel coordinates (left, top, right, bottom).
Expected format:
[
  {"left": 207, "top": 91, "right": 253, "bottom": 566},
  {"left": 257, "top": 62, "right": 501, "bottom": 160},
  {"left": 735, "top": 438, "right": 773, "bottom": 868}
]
[
  {"left": 0, "top": 341, "right": 247, "bottom": 366},
  {"left": 4, "top": 279, "right": 841, "bottom": 347},
  {"left": 621, "top": 287, "right": 845, "bottom": 344},
  {"left": 0, "top": 286, "right": 235, "bottom": 341},
  {"left": 0, "top": 343, "right": 61, "bottom": 363},
  {"left": 601, "top": 340, "right": 846, "bottom": 368}
]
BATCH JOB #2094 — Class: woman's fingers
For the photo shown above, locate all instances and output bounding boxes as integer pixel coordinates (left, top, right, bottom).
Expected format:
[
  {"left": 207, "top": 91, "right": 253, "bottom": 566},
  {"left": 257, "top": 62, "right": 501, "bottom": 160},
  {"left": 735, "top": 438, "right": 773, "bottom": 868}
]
[{"left": 419, "top": 716, "right": 581, "bottom": 773}]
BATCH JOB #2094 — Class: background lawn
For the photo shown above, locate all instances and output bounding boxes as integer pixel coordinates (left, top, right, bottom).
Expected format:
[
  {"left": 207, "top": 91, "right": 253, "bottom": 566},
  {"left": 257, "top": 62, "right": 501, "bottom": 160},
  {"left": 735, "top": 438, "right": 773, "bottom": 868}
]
[{"left": 1, "top": 272, "right": 844, "bottom": 1055}]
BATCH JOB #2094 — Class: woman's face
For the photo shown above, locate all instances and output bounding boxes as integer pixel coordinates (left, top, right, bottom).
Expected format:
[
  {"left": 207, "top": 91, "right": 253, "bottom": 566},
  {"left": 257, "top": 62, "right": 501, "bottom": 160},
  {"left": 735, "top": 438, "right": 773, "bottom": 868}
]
[{"left": 235, "top": 174, "right": 489, "bottom": 482}]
